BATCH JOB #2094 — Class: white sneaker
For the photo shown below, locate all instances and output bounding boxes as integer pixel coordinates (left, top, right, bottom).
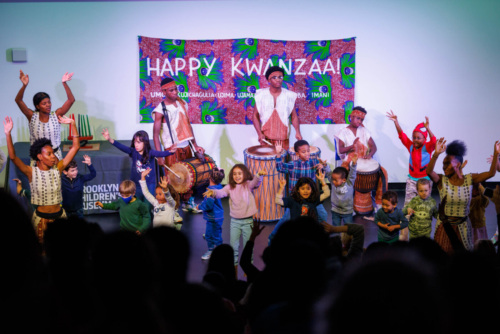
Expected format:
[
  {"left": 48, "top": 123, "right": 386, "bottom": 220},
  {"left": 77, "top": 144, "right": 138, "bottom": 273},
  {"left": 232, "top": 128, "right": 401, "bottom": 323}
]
[
  {"left": 201, "top": 250, "right": 212, "bottom": 260},
  {"left": 182, "top": 202, "right": 192, "bottom": 212},
  {"left": 191, "top": 205, "right": 203, "bottom": 214},
  {"left": 174, "top": 211, "right": 183, "bottom": 223}
]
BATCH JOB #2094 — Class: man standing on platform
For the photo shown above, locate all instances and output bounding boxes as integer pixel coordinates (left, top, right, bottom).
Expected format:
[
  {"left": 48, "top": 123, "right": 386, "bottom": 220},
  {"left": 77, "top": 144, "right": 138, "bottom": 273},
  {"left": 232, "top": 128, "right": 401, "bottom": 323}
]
[
  {"left": 253, "top": 66, "right": 302, "bottom": 150},
  {"left": 153, "top": 77, "right": 205, "bottom": 213}
]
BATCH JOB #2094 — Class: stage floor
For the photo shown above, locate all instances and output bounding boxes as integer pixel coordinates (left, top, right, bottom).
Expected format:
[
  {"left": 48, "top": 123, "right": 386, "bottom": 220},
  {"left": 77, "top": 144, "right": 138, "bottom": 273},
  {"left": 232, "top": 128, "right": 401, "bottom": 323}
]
[{"left": 84, "top": 187, "right": 500, "bottom": 282}]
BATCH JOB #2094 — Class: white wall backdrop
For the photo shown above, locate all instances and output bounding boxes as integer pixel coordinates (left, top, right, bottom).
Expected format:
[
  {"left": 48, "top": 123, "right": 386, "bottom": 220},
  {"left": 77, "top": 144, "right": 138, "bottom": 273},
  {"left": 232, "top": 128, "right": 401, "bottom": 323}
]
[{"left": 1, "top": 0, "right": 500, "bottom": 187}]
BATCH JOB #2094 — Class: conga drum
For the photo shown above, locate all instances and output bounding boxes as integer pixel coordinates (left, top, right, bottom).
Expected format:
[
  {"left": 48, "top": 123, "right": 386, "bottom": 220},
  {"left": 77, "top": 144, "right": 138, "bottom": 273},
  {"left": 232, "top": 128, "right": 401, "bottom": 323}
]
[
  {"left": 288, "top": 146, "right": 321, "bottom": 161},
  {"left": 244, "top": 145, "right": 284, "bottom": 222},
  {"left": 353, "top": 158, "right": 381, "bottom": 214},
  {"left": 167, "top": 155, "right": 217, "bottom": 194}
]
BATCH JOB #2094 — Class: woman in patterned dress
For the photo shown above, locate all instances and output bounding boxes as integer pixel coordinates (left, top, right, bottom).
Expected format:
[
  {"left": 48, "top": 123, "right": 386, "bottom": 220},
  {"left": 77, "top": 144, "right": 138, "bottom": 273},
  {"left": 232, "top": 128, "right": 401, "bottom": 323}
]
[{"left": 426, "top": 138, "right": 500, "bottom": 253}]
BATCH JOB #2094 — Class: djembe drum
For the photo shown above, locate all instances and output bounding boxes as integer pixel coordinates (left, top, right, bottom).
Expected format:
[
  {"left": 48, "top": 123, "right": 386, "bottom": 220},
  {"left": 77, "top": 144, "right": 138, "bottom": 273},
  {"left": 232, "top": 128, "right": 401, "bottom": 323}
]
[
  {"left": 167, "top": 155, "right": 217, "bottom": 194},
  {"left": 244, "top": 145, "right": 284, "bottom": 222},
  {"left": 353, "top": 158, "right": 387, "bottom": 214}
]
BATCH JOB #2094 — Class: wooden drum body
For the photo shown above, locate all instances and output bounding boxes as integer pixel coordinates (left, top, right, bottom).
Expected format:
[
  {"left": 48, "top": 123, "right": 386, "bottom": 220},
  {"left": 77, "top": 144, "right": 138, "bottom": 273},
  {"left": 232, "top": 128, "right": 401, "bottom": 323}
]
[
  {"left": 353, "top": 158, "right": 381, "bottom": 215},
  {"left": 244, "top": 145, "right": 284, "bottom": 222},
  {"left": 168, "top": 155, "right": 216, "bottom": 194}
]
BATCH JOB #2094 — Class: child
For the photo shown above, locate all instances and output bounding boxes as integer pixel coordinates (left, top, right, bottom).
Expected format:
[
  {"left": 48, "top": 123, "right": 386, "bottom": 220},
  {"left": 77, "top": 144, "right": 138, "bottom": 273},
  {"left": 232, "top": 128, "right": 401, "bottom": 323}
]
[
  {"left": 375, "top": 190, "right": 409, "bottom": 243},
  {"left": 96, "top": 180, "right": 151, "bottom": 234},
  {"left": 403, "top": 178, "right": 438, "bottom": 239},
  {"left": 139, "top": 168, "right": 177, "bottom": 228},
  {"left": 196, "top": 167, "right": 225, "bottom": 260},
  {"left": 386, "top": 111, "right": 436, "bottom": 240},
  {"left": 329, "top": 153, "right": 358, "bottom": 226},
  {"left": 469, "top": 183, "right": 490, "bottom": 243},
  {"left": 275, "top": 169, "right": 330, "bottom": 222},
  {"left": 61, "top": 155, "right": 96, "bottom": 218},
  {"left": 101, "top": 129, "right": 176, "bottom": 210},
  {"left": 269, "top": 139, "right": 330, "bottom": 242},
  {"left": 204, "top": 164, "right": 265, "bottom": 266}
]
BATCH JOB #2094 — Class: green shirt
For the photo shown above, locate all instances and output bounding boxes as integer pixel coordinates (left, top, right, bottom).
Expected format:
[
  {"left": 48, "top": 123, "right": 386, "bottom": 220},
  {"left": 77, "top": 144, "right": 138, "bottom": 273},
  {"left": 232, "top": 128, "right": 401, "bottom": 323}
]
[
  {"left": 403, "top": 196, "right": 438, "bottom": 238},
  {"left": 102, "top": 198, "right": 151, "bottom": 233}
]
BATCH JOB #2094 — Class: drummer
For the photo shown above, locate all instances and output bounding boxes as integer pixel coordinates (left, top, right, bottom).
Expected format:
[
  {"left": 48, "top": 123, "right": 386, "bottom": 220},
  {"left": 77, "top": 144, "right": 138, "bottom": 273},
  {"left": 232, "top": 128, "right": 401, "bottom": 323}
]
[
  {"left": 152, "top": 76, "right": 205, "bottom": 213},
  {"left": 252, "top": 66, "right": 302, "bottom": 150},
  {"left": 336, "top": 106, "right": 383, "bottom": 213}
]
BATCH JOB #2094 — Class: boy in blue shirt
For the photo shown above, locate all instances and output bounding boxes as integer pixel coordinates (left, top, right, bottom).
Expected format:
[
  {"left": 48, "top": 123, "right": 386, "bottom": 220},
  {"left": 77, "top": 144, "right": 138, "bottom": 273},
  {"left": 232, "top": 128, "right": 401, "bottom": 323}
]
[
  {"left": 375, "top": 190, "right": 408, "bottom": 243},
  {"left": 196, "top": 168, "right": 225, "bottom": 260},
  {"left": 62, "top": 155, "right": 96, "bottom": 218}
]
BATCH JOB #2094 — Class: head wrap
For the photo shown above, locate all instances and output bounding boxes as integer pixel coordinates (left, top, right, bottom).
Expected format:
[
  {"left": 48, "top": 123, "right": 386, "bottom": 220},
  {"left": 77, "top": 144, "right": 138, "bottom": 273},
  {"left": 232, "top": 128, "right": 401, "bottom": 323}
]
[
  {"left": 413, "top": 122, "right": 428, "bottom": 139},
  {"left": 350, "top": 109, "right": 366, "bottom": 120},
  {"left": 265, "top": 66, "right": 285, "bottom": 80},
  {"left": 161, "top": 77, "right": 176, "bottom": 89}
]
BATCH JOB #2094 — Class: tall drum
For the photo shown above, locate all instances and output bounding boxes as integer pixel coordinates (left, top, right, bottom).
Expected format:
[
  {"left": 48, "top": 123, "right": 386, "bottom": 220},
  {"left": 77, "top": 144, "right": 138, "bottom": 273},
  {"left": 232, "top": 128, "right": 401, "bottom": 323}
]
[{"left": 244, "top": 145, "right": 284, "bottom": 222}]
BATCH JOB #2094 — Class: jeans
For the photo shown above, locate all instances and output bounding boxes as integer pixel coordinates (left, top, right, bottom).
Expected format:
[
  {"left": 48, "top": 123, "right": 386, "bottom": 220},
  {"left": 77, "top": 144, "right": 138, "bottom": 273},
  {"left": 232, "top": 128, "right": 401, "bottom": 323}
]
[
  {"left": 331, "top": 211, "right": 353, "bottom": 226},
  {"left": 205, "top": 219, "right": 223, "bottom": 251},
  {"left": 230, "top": 217, "right": 253, "bottom": 265},
  {"left": 268, "top": 204, "right": 329, "bottom": 244}
]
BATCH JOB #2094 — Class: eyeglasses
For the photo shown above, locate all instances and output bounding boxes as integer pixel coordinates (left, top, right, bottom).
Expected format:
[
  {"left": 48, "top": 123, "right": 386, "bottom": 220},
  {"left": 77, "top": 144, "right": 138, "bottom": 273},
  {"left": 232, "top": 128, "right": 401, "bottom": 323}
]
[{"left": 270, "top": 76, "right": 283, "bottom": 80}]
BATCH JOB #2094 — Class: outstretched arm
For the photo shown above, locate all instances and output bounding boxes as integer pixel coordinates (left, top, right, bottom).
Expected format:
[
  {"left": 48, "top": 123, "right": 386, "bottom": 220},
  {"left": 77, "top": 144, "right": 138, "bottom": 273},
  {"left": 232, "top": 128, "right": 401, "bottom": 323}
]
[
  {"left": 427, "top": 137, "right": 446, "bottom": 184},
  {"left": 58, "top": 116, "right": 80, "bottom": 172},
  {"left": 252, "top": 105, "right": 266, "bottom": 146},
  {"left": 291, "top": 105, "right": 302, "bottom": 141},
  {"left": 386, "top": 110, "right": 403, "bottom": 134},
  {"left": 4, "top": 116, "right": 32, "bottom": 179},
  {"left": 423, "top": 116, "right": 435, "bottom": 139},
  {"left": 55, "top": 72, "right": 75, "bottom": 117},
  {"left": 472, "top": 141, "right": 500, "bottom": 184},
  {"left": 15, "top": 70, "right": 34, "bottom": 121}
]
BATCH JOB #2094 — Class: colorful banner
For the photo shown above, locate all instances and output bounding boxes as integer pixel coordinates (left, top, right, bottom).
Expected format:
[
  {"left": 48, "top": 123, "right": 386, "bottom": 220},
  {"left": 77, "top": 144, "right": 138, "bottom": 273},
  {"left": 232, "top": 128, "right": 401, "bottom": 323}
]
[{"left": 139, "top": 36, "right": 355, "bottom": 125}]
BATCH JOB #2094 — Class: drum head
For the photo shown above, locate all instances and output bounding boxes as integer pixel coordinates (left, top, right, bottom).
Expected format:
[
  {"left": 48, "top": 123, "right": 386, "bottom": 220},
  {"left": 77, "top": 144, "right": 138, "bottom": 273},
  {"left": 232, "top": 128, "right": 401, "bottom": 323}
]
[
  {"left": 167, "top": 162, "right": 193, "bottom": 194},
  {"left": 357, "top": 158, "right": 380, "bottom": 173},
  {"left": 246, "top": 145, "right": 277, "bottom": 157}
]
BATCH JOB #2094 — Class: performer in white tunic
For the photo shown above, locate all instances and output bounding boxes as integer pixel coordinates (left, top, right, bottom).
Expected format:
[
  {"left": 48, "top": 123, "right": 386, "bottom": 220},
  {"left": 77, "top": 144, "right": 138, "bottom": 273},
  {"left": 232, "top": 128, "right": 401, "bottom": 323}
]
[
  {"left": 252, "top": 66, "right": 302, "bottom": 150},
  {"left": 153, "top": 77, "right": 205, "bottom": 213},
  {"left": 15, "top": 70, "right": 75, "bottom": 161},
  {"left": 336, "top": 106, "right": 387, "bottom": 216}
]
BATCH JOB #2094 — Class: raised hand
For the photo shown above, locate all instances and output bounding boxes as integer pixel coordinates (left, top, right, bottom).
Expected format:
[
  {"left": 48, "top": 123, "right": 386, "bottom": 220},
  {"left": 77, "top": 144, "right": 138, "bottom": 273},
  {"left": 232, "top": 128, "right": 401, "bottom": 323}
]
[
  {"left": 141, "top": 168, "right": 152, "bottom": 180},
  {"left": 101, "top": 128, "right": 110, "bottom": 141},
  {"left": 62, "top": 72, "right": 74, "bottom": 83},
  {"left": 57, "top": 115, "right": 74, "bottom": 124},
  {"left": 203, "top": 189, "right": 215, "bottom": 198},
  {"left": 3, "top": 116, "right": 13, "bottom": 134},
  {"left": 494, "top": 140, "right": 500, "bottom": 155},
  {"left": 82, "top": 154, "right": 91, "bottom": 165},
  {"left": 386, "top": 110, "right": 398, "bottom": 122},
  {"left": 351, "top": 152, "right": 359, "bottom": 165},
  {"left": 435, "top": 137, "right": 447, "bottom": 155},
  {"left": 424, "top": 116, "right": 430, "bottom": 129},
  {"left": 159, "top": 176, "right": 169, "bottom": 190},
  {"left": 19, "top": 70, "right": 29, "bottom": 86},
  {"left": 274, "top": 141, "right": 283, "bottom": 156},
  {"left": 278, "top": 177, "right": 287, "bottom": 189},
  {"left": 316, "top": 168, "right": 325, "bottom": 182},
  {"left": 169, "top": 143, "right": 178, "bottom": 153}
]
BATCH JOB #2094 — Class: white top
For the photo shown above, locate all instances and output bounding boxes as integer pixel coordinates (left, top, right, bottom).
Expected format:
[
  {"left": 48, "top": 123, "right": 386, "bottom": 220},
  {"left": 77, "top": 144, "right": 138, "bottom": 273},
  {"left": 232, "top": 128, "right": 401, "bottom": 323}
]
[
  {"left": 152, "top": 101, "right": 192, "bottom": 149},
  {"left": 336, "top": 126, "right": 371, "bottom": 160},
  {"left": 139, "top": 180, "right": 177, "bottom": 227},
  {"left": 30, "top": 165, "right": 62, "bottom": 206},
  {"left": 254, "top": 87, "right": 297, "bottom": 136},
  {"left": 29, "top": 112, "right": 62, "bottom": 160}
]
